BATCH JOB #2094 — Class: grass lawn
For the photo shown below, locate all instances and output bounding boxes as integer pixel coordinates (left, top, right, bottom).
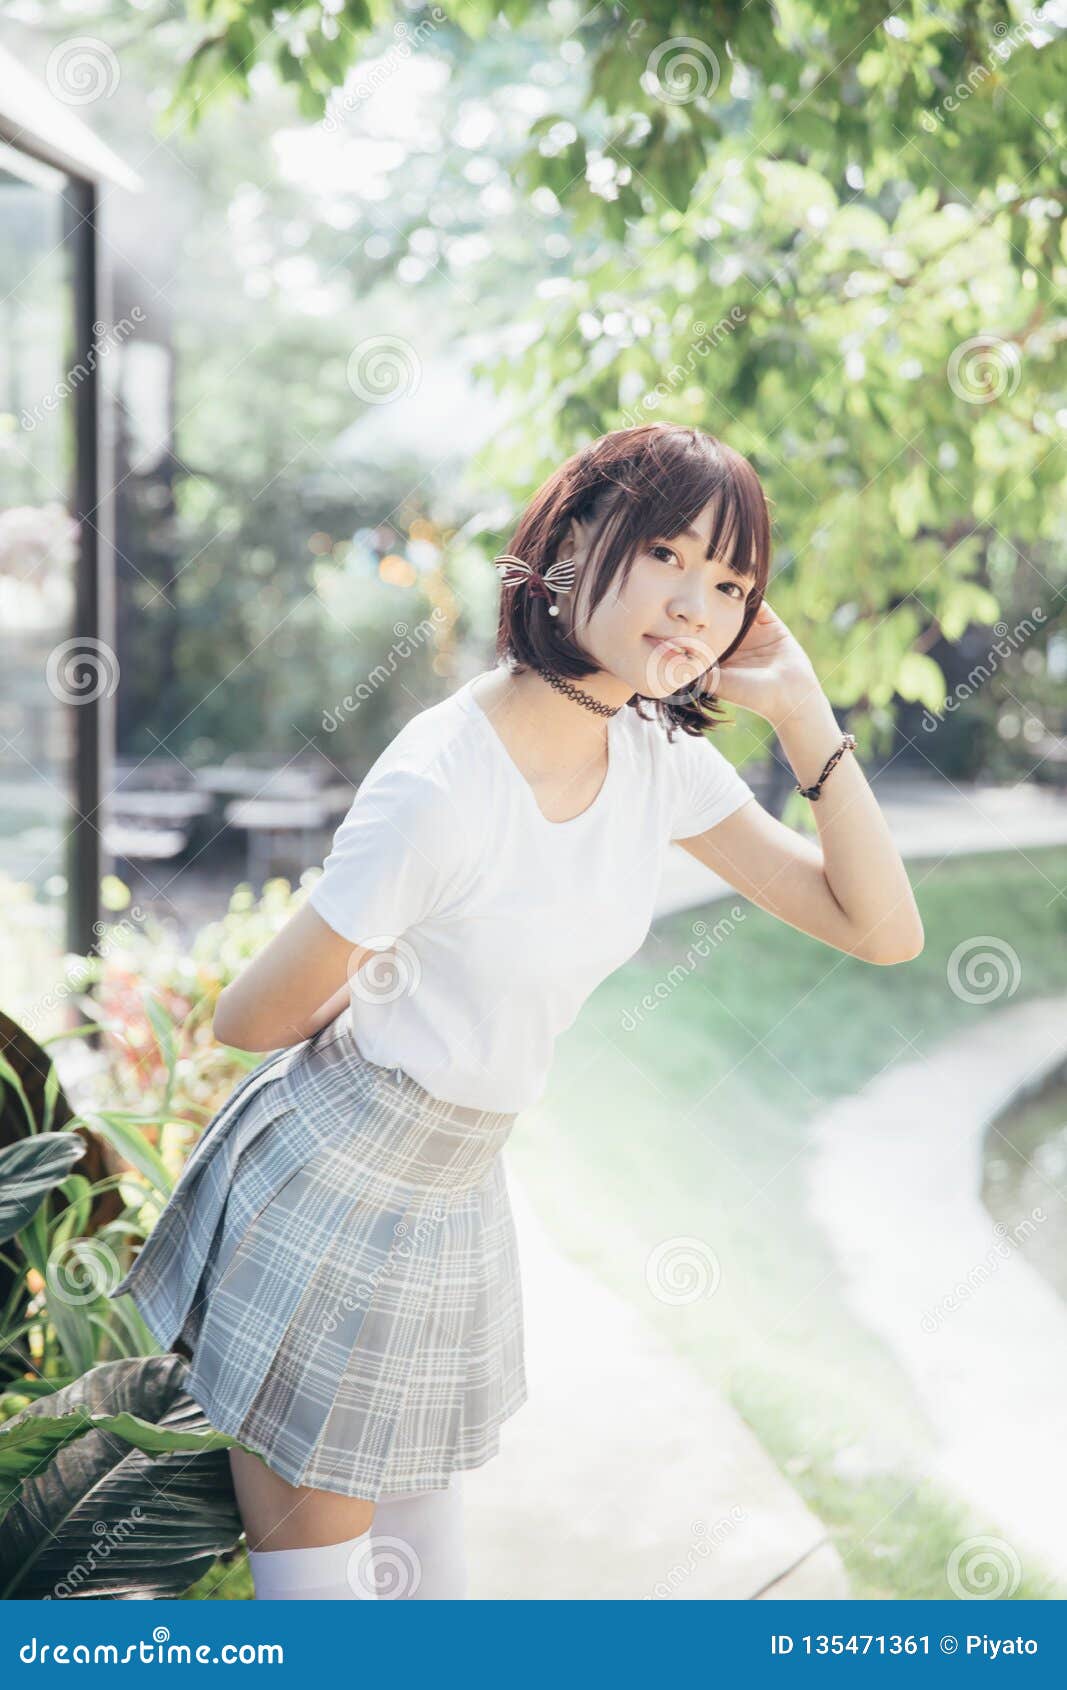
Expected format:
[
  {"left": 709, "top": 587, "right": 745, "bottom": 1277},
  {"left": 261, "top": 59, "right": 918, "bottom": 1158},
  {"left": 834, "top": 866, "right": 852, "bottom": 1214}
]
[{"left": 506, "top": 846, "right": 1067, "bottom": 1600}]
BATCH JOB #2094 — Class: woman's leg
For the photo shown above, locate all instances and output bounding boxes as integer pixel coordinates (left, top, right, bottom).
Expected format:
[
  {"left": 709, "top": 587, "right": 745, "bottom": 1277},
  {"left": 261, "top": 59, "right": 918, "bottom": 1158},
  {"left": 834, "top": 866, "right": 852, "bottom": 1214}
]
[
  {"left": 368, "top": 1472, "right": 468, "bottom": 1599},
  {"left": 229, "top": 1446, "right": 378, "bottom": 1600}
]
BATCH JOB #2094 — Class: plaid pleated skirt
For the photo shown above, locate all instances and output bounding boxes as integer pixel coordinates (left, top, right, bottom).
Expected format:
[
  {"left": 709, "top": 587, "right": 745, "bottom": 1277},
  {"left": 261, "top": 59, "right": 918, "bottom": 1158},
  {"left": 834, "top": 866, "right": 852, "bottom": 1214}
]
[{"left": 108, "top": 1012, "right": 527, "bottom": 1500}]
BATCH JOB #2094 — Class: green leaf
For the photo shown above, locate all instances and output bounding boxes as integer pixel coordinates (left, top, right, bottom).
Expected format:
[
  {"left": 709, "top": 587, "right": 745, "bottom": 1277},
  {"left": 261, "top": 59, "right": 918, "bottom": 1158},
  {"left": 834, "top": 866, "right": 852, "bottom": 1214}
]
[
  {"left": 0, "top": 1050, "right": 37, "bottom": 1136},
  {"left": 895, "top": 650, "right": 947, "bottom": 711},
  {"left": 78, "top": 1110, "right": 173, "bottom": 1200},
  {"left": 0, "top": 1136, "right": 87, "bottom": 1244},
  {"left": 0, "top": 1355, "right": 245, "bottom": 1597}
]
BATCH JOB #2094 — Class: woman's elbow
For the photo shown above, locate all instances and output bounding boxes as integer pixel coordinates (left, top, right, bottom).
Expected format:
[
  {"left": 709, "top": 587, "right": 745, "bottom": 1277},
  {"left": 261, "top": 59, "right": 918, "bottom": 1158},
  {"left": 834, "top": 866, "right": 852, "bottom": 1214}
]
[
  {"left": 211, "top": 991, "right": 249, "bottom": 1049},
  {"left": 211, "top": 988, "right": 277, "bottom": 1051},
  {"left": 864, "top": 921, "right": 925, "bottom": 966}
]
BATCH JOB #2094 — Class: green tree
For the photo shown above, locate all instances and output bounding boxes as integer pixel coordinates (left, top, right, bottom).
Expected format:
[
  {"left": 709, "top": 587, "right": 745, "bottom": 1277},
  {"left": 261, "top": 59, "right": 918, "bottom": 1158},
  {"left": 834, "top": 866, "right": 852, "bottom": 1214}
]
[
  {"left": 156, "top": 0, "right": 1067, "bottom": 772},
  {"left": 16, "top": 0, "right": 1065, "bottom": 778}
]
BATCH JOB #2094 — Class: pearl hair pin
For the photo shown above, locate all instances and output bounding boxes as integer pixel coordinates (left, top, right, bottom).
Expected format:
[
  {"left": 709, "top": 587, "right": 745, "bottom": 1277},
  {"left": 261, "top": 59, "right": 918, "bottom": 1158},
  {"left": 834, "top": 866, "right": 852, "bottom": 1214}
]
[{"left": 493, "top": 551, "right": 577, "bottom": 616}]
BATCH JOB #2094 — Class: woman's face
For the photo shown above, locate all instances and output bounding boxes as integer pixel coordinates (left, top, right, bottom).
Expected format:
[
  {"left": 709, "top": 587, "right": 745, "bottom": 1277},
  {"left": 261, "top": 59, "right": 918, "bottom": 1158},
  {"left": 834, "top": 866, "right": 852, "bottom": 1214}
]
[{"left": 564, "top": 496, "right": 757, "bottom": 698}]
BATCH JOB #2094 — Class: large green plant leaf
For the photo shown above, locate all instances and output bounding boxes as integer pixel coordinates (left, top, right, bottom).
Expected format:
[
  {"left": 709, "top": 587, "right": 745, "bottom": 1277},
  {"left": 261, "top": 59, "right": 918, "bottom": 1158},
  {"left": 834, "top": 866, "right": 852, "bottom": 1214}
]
[
  {"left": 0, "top": 1354, "right": 246, "bottom": 1599},
  {"left": 0, "top": 1135, "right": 87, "bottom": 1244}
]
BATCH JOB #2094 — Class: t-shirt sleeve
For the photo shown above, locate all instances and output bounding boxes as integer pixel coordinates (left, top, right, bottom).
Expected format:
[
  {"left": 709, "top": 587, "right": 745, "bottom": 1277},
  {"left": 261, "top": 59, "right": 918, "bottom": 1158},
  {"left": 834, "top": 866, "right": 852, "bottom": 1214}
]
[
  {"left": 305, "top": 766, "right": 462, "bottom": 948},
  {"left": 668, "top": 726, "right": 756, "bottom": 841}
]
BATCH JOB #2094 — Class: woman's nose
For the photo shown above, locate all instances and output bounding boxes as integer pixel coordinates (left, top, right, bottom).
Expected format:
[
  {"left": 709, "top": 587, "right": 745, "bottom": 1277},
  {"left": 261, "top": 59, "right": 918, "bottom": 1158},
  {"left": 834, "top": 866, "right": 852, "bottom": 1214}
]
[{"left": 669, "top": 583, "right": 712, "bottom": 628}]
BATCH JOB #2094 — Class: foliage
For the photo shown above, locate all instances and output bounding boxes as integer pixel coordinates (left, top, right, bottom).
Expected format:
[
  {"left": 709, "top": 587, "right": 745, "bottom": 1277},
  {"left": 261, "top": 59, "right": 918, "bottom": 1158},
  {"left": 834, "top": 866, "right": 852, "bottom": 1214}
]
[
  {"left": 0, "top": 1354, "right": 245, "bottom": 1599},
  {"left": 0, "top": 1012, "right": 174, "bottom": 1398},
  {"left": 138, "top": 0, "right": 1066, "bottom": 765},
  {"left": 0, "top": 874, "right": 319, "bottom": 1398},
  {"left": 72, "top": 874, "right": 307, "bottom": 1128}
]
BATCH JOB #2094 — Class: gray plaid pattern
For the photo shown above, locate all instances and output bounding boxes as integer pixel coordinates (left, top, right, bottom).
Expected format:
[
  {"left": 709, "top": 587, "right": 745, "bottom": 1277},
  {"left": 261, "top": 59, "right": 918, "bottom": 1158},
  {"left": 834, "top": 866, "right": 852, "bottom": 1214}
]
[{"left": 108, "top": 1013, "right": 527, "bottom": 1499}]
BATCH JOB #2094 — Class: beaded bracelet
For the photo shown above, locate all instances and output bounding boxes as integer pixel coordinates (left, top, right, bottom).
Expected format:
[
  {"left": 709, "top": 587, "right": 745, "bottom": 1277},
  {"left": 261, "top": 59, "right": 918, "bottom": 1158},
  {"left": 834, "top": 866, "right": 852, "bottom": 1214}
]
[{"left": 795, "top": 732, "right": 857, "bottom": 800}]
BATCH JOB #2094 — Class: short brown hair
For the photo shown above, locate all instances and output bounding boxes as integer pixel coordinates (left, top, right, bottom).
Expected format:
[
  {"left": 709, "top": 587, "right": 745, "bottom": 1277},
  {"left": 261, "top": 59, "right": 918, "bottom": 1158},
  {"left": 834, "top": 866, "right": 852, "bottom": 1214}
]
[{"left": 491, "top": 423, "right": 772, "bottom": 737}]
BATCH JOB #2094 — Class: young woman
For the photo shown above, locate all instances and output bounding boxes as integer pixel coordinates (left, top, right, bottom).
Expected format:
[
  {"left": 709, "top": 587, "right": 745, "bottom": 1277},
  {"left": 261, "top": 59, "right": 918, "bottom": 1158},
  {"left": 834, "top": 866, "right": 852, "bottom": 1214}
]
[{"left": 110, "top": 422, "right": 923, "bottom": 1601}]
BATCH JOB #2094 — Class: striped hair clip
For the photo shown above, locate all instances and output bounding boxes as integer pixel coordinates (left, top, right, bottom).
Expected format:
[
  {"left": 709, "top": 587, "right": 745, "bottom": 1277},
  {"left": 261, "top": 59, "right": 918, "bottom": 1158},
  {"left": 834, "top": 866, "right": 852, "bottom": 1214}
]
[{"left": 493, "top": 551, "right": 577, "bottom": 617}]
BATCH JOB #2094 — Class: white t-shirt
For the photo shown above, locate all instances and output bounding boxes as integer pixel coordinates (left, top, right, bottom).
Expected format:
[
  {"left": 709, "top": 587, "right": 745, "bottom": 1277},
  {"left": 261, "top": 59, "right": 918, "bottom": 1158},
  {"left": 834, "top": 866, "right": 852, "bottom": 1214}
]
[{"left": 306, "top": 669, "right": 756, "bottom": 1113}]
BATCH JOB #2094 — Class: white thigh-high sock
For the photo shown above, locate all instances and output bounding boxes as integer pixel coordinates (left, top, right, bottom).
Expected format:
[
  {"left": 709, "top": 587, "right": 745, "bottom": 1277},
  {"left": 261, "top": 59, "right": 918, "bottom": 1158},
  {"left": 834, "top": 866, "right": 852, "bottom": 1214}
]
[
  {"left": 247, "top": 1524, "right": 379, "bottom": 1600},
  {"left": 367, "top": 1472, "right": 467, "bottom": 1600}
]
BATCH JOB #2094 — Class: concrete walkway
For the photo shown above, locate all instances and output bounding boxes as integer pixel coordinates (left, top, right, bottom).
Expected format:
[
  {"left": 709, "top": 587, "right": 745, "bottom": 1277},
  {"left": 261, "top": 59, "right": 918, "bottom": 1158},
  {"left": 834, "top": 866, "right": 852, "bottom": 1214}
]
[
  {"left": 806, "top": 993, "right": 1067, "bottom": 1591},
  {"left": 462, "top": 773, "right": 1066, "bottom": 1599},
  {"left": 463, "top": 1172, "right": 848, "bottom": 1600},
  {"left": 655, "top": 768, "right": 1067, "bottom": 919}
]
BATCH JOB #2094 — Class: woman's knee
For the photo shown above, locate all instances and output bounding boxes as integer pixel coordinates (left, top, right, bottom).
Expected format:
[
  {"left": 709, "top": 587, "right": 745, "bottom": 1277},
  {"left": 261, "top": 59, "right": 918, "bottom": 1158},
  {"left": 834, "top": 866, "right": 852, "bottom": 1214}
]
[{"left": 228, "top": 1445, "right": 377, "bottom": 1551}]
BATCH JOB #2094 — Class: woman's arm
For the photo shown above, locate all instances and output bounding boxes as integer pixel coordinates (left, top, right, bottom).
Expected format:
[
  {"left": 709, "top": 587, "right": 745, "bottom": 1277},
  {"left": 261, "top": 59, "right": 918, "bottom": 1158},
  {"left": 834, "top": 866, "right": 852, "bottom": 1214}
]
[
  {"left": 212, "top": 902, "right": 372, "bottom": 1051},
  {"left": 676, "top": 596, "right": 924, "bottom": 965},
  {"left": 678, "top": 685, "right": 924, "bottom": 965}
]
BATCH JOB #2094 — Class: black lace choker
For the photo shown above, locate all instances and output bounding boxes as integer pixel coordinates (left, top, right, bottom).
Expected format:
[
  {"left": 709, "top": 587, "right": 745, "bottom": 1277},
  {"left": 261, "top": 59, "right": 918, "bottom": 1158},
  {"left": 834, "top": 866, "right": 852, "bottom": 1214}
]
[{"left": 532, "top": 665, "right": 623, "bottom": 718}]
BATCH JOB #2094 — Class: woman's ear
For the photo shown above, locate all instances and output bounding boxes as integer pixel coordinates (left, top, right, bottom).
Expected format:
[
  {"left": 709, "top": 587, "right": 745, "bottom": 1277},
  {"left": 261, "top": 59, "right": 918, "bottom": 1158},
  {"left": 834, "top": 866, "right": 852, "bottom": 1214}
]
[{"left": 560, "top": 515, "right": 586, "bottom": 562}]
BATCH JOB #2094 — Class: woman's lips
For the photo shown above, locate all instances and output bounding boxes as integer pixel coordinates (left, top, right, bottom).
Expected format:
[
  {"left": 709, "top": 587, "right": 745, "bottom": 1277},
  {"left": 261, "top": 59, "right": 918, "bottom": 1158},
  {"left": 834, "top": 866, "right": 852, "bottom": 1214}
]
[{"left": 645, "top": 634, "right": 697, "bottom": 660}]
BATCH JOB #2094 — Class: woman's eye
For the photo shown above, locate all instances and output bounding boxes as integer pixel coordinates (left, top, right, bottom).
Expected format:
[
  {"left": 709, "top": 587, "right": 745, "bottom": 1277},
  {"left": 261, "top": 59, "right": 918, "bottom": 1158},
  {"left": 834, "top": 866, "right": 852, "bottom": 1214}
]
[
  {"left": 650, "top": 544, "right": 681, "bottom": 566},
  {"left": 719, "top": 581, "right": 745, "bottom": 599}
]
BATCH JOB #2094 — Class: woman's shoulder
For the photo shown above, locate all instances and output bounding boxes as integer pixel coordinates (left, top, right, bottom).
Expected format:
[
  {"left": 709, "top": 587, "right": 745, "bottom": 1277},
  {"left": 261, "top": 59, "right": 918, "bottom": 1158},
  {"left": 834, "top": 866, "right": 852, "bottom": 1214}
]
[{"left": 358, "top": 682, "right": 489, "bottom": 818}]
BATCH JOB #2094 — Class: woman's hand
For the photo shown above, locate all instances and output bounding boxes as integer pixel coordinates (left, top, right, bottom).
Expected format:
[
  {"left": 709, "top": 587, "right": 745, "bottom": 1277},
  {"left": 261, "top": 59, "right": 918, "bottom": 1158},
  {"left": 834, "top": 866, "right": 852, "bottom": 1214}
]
[{"left": 706, "top": 599, "right": 822, "bottom": 727}]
